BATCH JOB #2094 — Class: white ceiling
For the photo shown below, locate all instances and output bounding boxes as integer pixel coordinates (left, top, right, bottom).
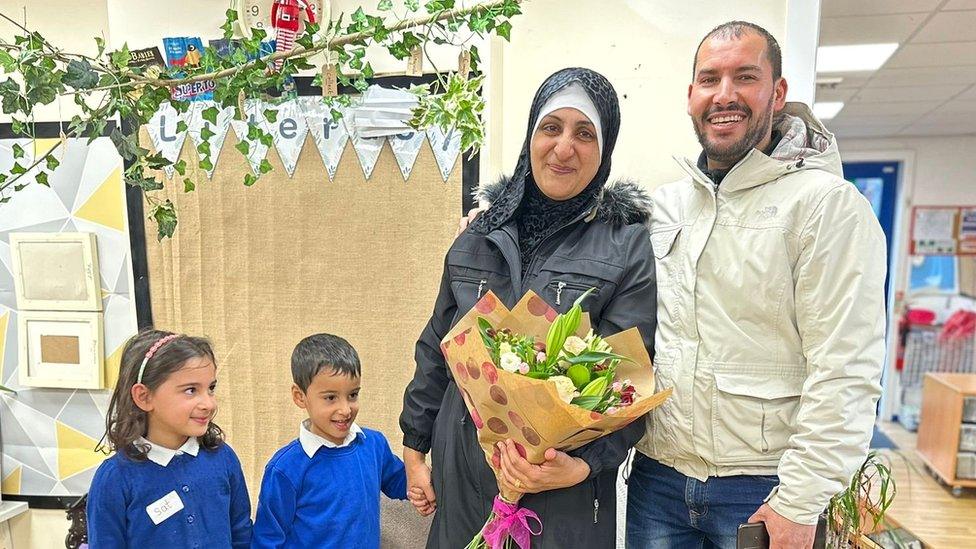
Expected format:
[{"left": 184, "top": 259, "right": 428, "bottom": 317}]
[{"left": 817, "top": 0, "right": 976, "bottom": 138}]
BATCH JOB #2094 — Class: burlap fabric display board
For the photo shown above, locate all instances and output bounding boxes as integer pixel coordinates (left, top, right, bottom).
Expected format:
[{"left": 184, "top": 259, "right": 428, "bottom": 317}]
[{"left": 139, "top": 121, "right": 459, "bottom": 546}]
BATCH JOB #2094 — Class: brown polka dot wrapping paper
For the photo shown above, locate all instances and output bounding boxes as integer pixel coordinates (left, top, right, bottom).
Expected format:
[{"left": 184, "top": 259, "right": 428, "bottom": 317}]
[{"left": 440, "top": 290, "right": 672, "bottom": 502}]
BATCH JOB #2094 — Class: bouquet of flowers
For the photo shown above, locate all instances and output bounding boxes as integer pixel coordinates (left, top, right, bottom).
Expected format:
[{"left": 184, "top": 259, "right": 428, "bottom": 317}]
[{"left": 439, "top": 290, "right": 671, "bottom": 549}]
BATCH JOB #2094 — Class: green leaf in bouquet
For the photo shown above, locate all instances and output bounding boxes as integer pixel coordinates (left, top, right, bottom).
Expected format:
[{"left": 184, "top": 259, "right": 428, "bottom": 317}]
[
  {"left": 477, "top": 316, "right": 494, "bottom": 348},
  {"left": 569, "top": 394, "right": 602, "bottom": 410},
  {"left": 564, "top": 350, "right": 628, "bottom": 365},
  {"left": 524, "top": 371, "right": 549, "bottom": 380}
]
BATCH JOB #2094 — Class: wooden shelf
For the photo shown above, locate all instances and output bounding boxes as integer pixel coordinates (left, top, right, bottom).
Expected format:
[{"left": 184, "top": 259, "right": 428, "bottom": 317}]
[{"left": 916, "top": 373, "right": 976, "bottom": 492}]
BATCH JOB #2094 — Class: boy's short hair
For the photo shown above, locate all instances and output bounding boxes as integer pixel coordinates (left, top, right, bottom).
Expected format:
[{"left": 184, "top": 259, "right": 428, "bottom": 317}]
[{"left": 291, "top": 333, "right": 361, "bottom": 392}]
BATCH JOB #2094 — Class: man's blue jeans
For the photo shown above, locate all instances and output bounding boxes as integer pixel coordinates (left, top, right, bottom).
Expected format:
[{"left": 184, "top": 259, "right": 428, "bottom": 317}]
[{"left": 626, "top": 453, "right": 779, "bottom": 549}]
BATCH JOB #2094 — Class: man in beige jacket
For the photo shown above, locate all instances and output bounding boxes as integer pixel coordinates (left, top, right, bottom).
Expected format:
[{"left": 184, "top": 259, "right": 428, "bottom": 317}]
[{"left": 626, "top": 21, "right": 887, "bottom": 549}]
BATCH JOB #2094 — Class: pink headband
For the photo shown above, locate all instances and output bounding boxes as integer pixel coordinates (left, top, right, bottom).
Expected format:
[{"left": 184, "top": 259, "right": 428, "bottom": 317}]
[{"left": 136, "top": 334, "right": 179, "bottom": 384}]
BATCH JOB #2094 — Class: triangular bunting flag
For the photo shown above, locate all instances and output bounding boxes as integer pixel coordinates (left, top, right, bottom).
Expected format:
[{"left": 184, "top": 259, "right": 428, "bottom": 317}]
[
  {"left": 186, "top": 101, "right": 234, "bottom": 179},
  {"left": 230, "top": 99, "right": 273, "bottom": 176},
  {"left": 348, "top": 129, "right": 385, "bottom": 180},
  {"left": 389, "top": 130, "right": 426, "bottom": 181},
  {"left": 146, "top": 102, "right": 187, "bottom": 178},
  {"left": 301, "top": 97, "right": 349, "bottom": 181},
  {"left": 267, "top": 99, "right": 309, "bottom": 177},
  {"left": 427, "top": 125, "right": 462, "bottom": 182}
]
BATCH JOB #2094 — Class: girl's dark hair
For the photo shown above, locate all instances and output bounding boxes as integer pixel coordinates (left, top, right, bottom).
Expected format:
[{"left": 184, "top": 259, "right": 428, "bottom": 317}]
[{"left": 98, "top": 329, "right": 224, "bottom": 460}]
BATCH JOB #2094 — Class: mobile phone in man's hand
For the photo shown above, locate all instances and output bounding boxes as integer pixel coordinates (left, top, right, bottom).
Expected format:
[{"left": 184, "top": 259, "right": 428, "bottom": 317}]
[
  {"left": 736, "top": 517, "right": 828, "bottom": 549},
  {"left": 737, "top": 522, "right": 770, "bottom": 549}
]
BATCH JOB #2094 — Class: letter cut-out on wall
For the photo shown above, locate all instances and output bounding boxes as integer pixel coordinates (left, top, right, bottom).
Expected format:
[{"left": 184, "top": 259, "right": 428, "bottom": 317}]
[{"left": 146, "top": 102, "right": 187, "bottom": 179}]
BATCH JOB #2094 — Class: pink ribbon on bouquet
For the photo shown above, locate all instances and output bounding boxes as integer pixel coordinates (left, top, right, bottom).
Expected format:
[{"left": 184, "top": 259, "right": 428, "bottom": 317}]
[{"left": 482, "top": 496, "right": 543, "bottom": 549}]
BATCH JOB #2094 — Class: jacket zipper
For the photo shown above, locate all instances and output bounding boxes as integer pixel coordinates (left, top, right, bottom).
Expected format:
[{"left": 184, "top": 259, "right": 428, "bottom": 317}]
[
  {"left": 592, "top": 477, "right": 600, "bottom": 524},
  {"left": 555, "top": 281, "right": 567, "bottom": 305},
  {"left": 454, "top": 275, "right": 489, "bottom": 299}
]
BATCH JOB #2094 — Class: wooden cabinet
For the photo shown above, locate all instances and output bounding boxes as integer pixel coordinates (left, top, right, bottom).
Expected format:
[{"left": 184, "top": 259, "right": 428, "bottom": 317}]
[{"left": 916, "top": 373, "right": 976, "bottom": 495}]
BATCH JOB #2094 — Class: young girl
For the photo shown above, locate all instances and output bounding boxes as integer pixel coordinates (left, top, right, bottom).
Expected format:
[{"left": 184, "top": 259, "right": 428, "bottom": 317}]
[{"left": 87, "top": 330, "right": 252, "bottom": 548}]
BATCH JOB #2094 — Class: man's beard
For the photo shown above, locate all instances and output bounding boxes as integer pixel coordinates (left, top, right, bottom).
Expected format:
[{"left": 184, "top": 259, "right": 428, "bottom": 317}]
[{"left": 693, "top": 95, "right": 774, "bottom": 168}]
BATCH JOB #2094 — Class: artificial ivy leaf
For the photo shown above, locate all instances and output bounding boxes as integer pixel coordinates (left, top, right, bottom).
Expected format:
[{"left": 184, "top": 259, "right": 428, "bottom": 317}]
[
  {"left": 243, "top": 173, "right": 258, "bottom": 186},
  {"left": 0, "top": 50, "right": 15, "bottom": 71},
  {"left": 36, "top": 171, "right": 50, "bottom": 186},
  {"left": 110, "top": 45, "right": 131, "bottom": 69},
  {"left": 176, "top": 120, "right": 188, "bottom": 133},
  {"left": 64, "top": 59, "right": 99, "bottom": 89},
  {"left": 202, "top": 106, "right": 219, "bottom": 124},
  {"left": 174, "top": 159, "right": 187, "bottom": 176},
  {"left": 200, "top": 125, "right": 215, "bottom": 140},
  {"left": 378, "top": 0, "right": 394, "bottom": 10},
  {"left": 198, "top": 157, "right": 214, "bottom": 171},
  {"left": 183, "top": 178, "right": 195, "bottom": 192},
  {"left": 46, "top": 155, "right": 59, "bottom": 171},
  {"left": 258, "top": 132, "right": 273, "bottom": 147},
  {"left": 11, "top": 162, "right": 26, "bottom": 175},
  {"left": 11, "top": 143, "right": 24, "bottom": 159},
  {"left": 363, "top": 62, "right": 375, "bottom": 79},
  {"left": 263, "top": 108, "right": 278, "bottom": 123},
  {"left": 405, "top": 0, "right": 420, "bottom": 10},
  {"left": 197, "top": 141, "right": 212, "bottom": 156},
  {"left": 94, "top": 36, "right": 106, "bottom": 56},
  {"left": 152, "top": 200, "right": 178, "bottom": 240},
  {"left": 259, "top": 159, "right": 273, "bottom": 174},
  {"left": 225, "top": 8, "right": 239, "bottom": 22},
  {"left": 496, "top": 21, "right": 513, "bottom": 41},
  {"left": 235, "top": 140, "right": 250, "bottom": 155}
]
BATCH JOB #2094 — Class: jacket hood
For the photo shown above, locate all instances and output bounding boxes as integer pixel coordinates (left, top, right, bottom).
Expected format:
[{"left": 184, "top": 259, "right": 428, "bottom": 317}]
[
  {"left": 677, "top": 102, "right": 842, "bottom": 192},
  {"left": 475, "top": 176, "right": 652, "bottom": 226}
]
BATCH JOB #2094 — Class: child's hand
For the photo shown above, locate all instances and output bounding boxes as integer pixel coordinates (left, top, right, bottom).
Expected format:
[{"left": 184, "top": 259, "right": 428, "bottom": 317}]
[{"left": 408, "top": 486, "right": 436, "bottom": 516}]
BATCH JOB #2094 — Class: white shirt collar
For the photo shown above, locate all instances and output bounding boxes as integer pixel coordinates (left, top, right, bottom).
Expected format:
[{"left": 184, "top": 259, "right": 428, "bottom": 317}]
[
  {"left": 137, "top": 436, "right": 200, "bottom": 467},
  {"left": 299, "top": 419, "right": 364, "bottom": 457}
]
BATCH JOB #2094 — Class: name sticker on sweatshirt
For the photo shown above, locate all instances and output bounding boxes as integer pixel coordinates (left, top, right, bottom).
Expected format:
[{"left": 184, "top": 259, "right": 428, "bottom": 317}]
[{"left": 146, "top": 490, "right": 184, "bottom": 525}]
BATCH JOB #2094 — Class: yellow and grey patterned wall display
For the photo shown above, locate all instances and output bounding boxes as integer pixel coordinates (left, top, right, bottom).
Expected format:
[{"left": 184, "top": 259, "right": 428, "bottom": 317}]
[{"left": 0, "top": 137, "right": 138, "bottom": 496}]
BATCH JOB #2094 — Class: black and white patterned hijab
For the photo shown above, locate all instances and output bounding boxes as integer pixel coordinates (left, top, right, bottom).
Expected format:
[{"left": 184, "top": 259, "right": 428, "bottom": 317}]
[{"left": 469, "top": 68, "right": 621, "bottom": 265}]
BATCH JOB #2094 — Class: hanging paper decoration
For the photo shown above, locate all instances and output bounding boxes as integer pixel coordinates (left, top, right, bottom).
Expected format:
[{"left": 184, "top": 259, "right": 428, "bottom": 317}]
[
  {"left": 301, "top": 97, "right": 349, "bottom": 181},
  {"left": 389, "top": 130, "right": 426, "bottom": 181},
  {"left": 162, "top": 37, "right": 216, "bottom": 102},
  {"left": 349, "top": 130, "right": 385, "bottom": 180},
  {"left": 350, "top": 85, "right": 419, "bottom": 138},
  {"left": 186, "top": 101, "right": 234, "bottom": 179},
  {"left": 230, "top": 99, "right": 273, "bottom": 175},
  {"left": 427, "top": 125, "right": 462, "bottom": 182},
  {"left": 146, "top": 102, "right": 187, "bottom": 178},
  {"left": 266, "top": 99, "right": 309, "bottom": 177}
]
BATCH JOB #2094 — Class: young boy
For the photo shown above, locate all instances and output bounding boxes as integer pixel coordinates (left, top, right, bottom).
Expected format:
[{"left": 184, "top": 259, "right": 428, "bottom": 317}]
[{"left": 252, "top": 333, "right": 408, "bottom": 548}]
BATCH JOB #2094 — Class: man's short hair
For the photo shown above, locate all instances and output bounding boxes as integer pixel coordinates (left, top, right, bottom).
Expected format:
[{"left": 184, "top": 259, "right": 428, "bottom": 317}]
[
  {"left": 693, "top": 21, "right": 783, "bottom": 81},
  {"left": 291, "top": 333, "right": 361, "bottom": 391}
]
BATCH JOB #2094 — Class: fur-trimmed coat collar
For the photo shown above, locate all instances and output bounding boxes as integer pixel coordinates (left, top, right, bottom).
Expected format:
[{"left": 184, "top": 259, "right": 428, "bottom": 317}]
[{"left": 473, "top": 177, "right": 652, "bottom": 226}]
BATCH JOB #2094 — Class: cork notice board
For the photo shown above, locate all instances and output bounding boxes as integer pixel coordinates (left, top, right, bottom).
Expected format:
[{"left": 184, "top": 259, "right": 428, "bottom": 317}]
[{"left": 140, "top": 121, "right": 462, "bottom": 503}]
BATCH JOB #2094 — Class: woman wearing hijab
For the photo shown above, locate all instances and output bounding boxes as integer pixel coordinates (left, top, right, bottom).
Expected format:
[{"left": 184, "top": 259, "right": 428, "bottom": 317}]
[{"left": 399, "top": 67, "right": 656, "bottom": 548}]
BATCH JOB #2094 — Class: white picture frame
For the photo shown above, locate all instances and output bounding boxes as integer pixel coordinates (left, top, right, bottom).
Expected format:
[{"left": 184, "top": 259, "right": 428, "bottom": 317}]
[
  {"left": 18, "top": 311, "right": 104, "bottom": 390},
  {"left": 9, "top": 232, "right": 102, "bottom": 312}
]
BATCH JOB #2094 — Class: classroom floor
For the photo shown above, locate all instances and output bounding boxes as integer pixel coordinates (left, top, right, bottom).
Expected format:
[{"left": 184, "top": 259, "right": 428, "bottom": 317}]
[{"left": 876, "top": 421, "right": 976, "bottom": 548}]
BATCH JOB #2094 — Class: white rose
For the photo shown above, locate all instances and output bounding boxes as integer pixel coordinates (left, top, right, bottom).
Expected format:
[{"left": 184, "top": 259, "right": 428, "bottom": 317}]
[
  {"left": 548, "top": 375, "right": 578, "bottom": 404},
  {"left": 564, "top": 336, "right": 587, "bottom": 355},
  {"left": 500, "top": 351, "right": 521, "bottom": 373}
]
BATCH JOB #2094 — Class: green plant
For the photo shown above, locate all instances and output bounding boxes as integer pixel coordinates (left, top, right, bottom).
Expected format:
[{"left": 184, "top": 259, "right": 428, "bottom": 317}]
[
  {"left": 826, "top": 450, "right": 898, "bottom": 548},
  {"left": 0, "top": 0, "right": 523, "bottom": 239}
]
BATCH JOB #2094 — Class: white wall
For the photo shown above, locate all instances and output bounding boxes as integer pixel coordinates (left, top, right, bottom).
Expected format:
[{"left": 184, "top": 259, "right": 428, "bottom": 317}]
[{"left": 486, "top": 0, "right": 821, "bottom": 188}]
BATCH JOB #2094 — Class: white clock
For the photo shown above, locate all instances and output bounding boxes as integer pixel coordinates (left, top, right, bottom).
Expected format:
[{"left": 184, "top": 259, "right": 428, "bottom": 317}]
[{"left": 233, "top": 0, "right": 328, "bottom": 39}]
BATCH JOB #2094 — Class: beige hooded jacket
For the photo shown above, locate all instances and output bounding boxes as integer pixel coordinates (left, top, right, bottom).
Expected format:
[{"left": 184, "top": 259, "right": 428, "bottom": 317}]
[{"left": 637, "top": 102, "right": 887, "bottom": 525}]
